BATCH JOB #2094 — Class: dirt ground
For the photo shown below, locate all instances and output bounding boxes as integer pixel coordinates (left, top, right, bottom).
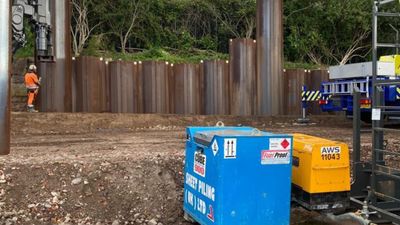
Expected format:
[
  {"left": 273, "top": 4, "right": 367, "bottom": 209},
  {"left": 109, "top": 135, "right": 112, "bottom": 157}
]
[{"left": 0, "top": 113, "right": 398, "bottom": 225}]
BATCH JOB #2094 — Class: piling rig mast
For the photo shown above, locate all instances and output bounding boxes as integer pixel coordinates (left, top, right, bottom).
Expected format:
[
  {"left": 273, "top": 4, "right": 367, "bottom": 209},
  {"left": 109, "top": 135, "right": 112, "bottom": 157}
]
[{"left": 12, "top": 0, "right": 54, "bottom": 61}]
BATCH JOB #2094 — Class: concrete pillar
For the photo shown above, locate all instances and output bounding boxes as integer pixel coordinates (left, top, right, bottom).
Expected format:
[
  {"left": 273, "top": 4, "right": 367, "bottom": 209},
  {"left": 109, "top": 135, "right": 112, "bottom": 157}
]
[
  {"left": 0, "top": 0, "right": 11, "bottom": 155},
  {"left": 257, "top": 0, "right": 284, "bottom": 115}
]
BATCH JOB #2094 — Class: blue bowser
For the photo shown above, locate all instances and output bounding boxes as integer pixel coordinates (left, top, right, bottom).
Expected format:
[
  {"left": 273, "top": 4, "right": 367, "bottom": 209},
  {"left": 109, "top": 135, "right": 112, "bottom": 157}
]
[{"left": 183, "top": 126, "right": 293, "bottom": 225}]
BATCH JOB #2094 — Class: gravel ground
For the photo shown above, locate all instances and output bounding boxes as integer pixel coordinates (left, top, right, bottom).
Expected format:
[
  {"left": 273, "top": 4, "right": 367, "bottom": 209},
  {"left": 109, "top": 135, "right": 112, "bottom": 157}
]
[{"left": 0, "top": 113, "right": 398, "bottom": 225}]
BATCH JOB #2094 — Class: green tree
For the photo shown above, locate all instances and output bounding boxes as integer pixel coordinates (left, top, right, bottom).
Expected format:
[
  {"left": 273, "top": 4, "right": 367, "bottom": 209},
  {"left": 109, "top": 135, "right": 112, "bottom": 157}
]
[
  {"left": 93, "top": 0, "right": 150, "bottom": 54},
  {"left": 284, "top": 0, "right": 371, "bottom": 65}
]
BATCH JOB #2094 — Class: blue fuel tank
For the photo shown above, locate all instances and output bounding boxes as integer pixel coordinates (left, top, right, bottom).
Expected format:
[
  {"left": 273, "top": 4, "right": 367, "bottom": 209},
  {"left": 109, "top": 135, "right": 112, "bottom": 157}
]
[{"left": 183, "top": 126, "right": 293, "bottom": 225}]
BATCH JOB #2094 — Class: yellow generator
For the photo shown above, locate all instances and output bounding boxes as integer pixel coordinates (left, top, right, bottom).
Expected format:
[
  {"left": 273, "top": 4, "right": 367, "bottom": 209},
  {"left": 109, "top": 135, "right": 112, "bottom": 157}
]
[{"left": 292, "top": 134, "right": 351, "bottom": 212}]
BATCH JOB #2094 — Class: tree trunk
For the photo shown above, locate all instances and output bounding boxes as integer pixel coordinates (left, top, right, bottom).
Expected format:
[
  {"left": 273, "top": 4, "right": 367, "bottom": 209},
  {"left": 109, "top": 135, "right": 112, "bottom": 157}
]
[{"left": 120, "top": 35, "right": 126, "bottom": 54}]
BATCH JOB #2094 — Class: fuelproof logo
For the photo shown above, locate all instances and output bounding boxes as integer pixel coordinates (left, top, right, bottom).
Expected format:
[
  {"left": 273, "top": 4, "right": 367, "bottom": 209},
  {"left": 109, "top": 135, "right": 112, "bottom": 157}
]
[
  {"left": 261, "top": 150, "right": 290, "bottom": 165},
  {"left": 194, "top": 152, "right": 206, "bottom": 177}
]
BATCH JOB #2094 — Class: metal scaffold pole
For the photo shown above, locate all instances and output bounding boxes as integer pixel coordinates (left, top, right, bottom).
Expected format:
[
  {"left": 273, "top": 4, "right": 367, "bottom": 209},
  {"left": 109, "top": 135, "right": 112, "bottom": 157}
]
[
  {"left": 370, "top": 0, "right": 379, "bottom": 204},
  {"left": 0, "top": 0, "right": 11, "bottom": 155}
]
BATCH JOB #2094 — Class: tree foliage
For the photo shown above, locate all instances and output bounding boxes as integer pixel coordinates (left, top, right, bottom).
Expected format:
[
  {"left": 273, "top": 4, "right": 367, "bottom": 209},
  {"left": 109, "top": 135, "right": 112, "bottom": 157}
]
[
  {"left": 284, "top": 0, "right": 371, "bottom": 65},
  {"left": 15, "top": 0, "right": 400, "bottom": 65}
]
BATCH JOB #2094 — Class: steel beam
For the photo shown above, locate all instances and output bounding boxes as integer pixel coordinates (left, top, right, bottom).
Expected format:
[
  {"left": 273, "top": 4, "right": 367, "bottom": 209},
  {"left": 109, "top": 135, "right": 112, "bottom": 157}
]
[
  {"left": 378, "top": 0, "right": 397, "bottom": 6},
  {"left": 256, "top": 0, "right": 283, "bottom": 116},
  {"left": 371, "top": 1, "right": 379, "bottom": 204},
  {"left": 0, "top": 0, "right": 11, "bottom": 155}
]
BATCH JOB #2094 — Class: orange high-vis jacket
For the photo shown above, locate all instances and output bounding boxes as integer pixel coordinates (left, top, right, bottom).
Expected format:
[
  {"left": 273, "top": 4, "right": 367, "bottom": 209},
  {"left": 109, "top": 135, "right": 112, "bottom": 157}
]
[{"left": 24, "top": 72, "right": 39, "bottom": 89}]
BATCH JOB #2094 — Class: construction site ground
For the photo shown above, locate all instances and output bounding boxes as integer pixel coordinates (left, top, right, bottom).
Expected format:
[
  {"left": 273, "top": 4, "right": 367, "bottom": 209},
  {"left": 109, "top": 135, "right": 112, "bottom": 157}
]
[{"left": 1, "top": 113, "right": 398, "bottom": 225}]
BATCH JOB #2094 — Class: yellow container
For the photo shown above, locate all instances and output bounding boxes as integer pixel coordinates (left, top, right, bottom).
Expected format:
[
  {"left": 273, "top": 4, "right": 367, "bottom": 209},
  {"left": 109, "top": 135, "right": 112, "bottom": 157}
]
[
  {"left": 380, "top": 55, "right": 400, "bottom": 75},
  {"left": 292, "top": 134, "right": 350, "bottom": 194}
]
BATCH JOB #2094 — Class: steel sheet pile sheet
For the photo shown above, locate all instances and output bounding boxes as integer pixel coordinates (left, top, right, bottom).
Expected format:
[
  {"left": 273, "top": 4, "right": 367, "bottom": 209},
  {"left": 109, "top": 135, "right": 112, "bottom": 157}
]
[{"left": 184, "top": 126, "right": 293, "bottom": 225}]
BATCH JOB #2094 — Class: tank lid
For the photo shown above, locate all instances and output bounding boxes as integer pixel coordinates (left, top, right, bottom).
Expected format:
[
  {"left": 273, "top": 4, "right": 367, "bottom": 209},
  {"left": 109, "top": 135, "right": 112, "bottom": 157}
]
[{"left": 194, "top": 129, "right": 268, "bottom": 145}]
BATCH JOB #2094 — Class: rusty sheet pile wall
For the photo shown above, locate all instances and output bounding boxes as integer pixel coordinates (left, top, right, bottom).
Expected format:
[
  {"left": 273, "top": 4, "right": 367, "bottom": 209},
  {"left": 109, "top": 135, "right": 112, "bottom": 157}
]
[
  {"left": 53, "top": 57, "right": 331, "bottom": 115},
  {"left": 203, "top": 60, "right": 230, "bottom": 115},
  {"left": 257, "top": 0, "right": 284, "bottom": 116},
  {"left": 309, "top": 70, "right": 330, "bottom": 115},
  {"left": 38, "top": 62, "right": 56, "bottom": 111},
  {"left": 37, "top": 42, "right": 330, "bottom": 116},
  {"left": 282, "top": 69, "right": 331, "bottom": 116},
  {"left": 38, "top": 0, "right": 72, "bottom": 112},
  {"left": 142, "top": 61, "right": 170, "bottom": 114},
  {"left": 172, "top": 64, "right": 202, "bottom": 114},
  {"left": 109, "top": 61, "right": 143, "bottom": 113},
  {"left": 74, "top": 57, "right": 109, "bottom": 113},
  {"left": 229, "top": 39, "right": 257, "bottom": 116},
  {"left": 283, "top": 69, "right": 309, "bottom": 116}
]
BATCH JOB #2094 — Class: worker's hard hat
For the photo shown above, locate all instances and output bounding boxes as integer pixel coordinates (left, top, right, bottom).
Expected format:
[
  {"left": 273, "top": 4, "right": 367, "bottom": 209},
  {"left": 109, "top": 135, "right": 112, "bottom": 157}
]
[{"left": 28, "top": 64, "right": 37, "bottom": 72}]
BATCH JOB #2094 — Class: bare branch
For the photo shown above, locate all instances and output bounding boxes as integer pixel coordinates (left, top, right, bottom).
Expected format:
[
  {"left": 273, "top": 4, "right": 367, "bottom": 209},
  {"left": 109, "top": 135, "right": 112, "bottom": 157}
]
[{"left": 70, "top": 0, "right": 101, "bottom": 56}]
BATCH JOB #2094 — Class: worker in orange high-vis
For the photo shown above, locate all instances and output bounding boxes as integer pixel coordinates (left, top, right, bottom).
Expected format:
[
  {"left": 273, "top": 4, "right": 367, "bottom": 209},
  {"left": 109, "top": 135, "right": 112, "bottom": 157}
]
[{"left": 24, "top": 64, "right": 41, "bottom": 112}]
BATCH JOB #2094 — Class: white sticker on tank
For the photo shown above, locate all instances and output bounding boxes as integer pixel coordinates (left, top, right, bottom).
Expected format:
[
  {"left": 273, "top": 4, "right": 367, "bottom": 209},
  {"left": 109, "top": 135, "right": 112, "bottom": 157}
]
[
  {"left": 270, "top": 138, "right": 291, "bottom": 150},
  {"left": 224, "top": 138, "right": 237, "bottom": 159},
  {"left": 211, "top": 140, "right": 219, "bottom": 156},
  {"left": 194, "top": 152, "right": 206, "bottom": 177}
]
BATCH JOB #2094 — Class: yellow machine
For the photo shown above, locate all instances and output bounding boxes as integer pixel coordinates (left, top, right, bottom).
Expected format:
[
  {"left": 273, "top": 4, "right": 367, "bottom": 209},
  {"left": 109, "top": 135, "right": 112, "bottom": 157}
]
[
  {"left": 291, "top": 134, "right": 351, "bottom": 212},
  {"left": 380, "top": 55, "right": 400, "bottom": 75}
]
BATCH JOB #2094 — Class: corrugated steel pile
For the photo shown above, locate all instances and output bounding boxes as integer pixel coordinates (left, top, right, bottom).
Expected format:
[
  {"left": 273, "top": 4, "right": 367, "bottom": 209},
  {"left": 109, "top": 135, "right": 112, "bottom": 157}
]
[
  {"left": 203, "top": 60, "right": 230, "bottom": 115},
  {"left": 64, "top": 48, "right": 329, "bottom": 116},
  {"left": 229, "top": 39, "right": 257, "bottom": 116}
]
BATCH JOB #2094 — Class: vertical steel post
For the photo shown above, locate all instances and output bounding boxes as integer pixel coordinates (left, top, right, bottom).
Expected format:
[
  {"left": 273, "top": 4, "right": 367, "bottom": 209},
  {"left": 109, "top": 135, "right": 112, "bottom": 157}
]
[
  {"left": 55, "top": 0, "right": 72, "bottom": 112},
  {"left": 256, "top": 0, "right": 284, "bottom": 116},
  {"left": 376, "top": 87, "right": 384, "bottom": 163},
  {"left": 353, "top": 89, "right": 361, "bottom": 165},
  {"left": 298, "top": 85, "right": 310, "bottom": 123},
  {"left": 39, "top": 0, "right": 72, "bottom": 112},
  {"left": 0, "top": 0, "right": 11, "bottom": 155},
  {"left": 371, "top": 1, "right": 379, "bottom": 204}
]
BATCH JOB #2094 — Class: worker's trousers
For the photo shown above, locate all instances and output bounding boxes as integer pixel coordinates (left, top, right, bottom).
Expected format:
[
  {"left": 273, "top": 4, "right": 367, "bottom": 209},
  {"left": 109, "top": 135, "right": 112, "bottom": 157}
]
[{"left": 27, "top": 88, "right": 38, "bottom": 106}]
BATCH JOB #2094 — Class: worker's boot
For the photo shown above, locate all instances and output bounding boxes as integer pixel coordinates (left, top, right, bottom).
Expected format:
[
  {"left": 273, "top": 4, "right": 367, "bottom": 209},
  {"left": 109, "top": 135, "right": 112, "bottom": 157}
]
[{"left": 27, "top": 105, "right": 38, "bottom": 113}]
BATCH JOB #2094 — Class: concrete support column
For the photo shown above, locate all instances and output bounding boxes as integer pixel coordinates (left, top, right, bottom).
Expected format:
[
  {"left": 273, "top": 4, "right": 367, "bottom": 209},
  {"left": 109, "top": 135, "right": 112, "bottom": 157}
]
[
  {"left": 0, "top": 0, "right": 11, "bottom": 155},
  {"left": 257, "top": 0, "right": 284, "bottom": 115}
]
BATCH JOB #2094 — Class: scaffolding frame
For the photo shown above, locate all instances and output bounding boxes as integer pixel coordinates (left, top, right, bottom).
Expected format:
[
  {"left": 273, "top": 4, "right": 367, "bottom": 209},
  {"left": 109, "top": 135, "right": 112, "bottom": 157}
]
[{"left": 351, "top": 0, "right": 400, "bottom": 223}]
